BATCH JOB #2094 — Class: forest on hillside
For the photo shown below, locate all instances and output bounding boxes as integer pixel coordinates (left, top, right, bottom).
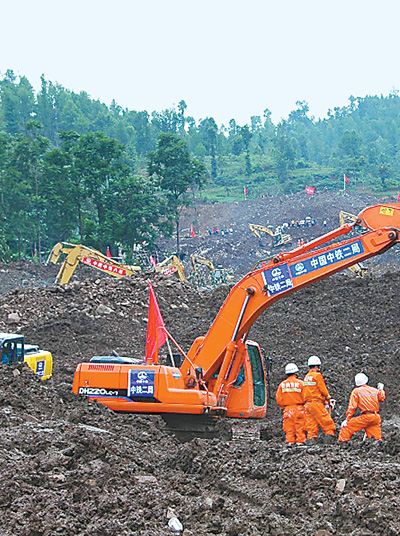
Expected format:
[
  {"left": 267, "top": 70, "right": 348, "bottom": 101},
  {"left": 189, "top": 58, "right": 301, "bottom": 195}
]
[{"left": 0, "top": 69, "right": 400, "bottom": 260}]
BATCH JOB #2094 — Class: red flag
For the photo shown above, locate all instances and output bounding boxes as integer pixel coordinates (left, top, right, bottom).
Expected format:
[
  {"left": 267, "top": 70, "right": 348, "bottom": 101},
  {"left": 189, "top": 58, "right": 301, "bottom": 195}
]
[
  {"left": 244, "top": 185, "right": 248, "bottom": 195},
  {"left": 190, "top": 224, "right": 196, "bottom": 238},
  {"left": 344, "top": 174, "right": 350, "bottom": 184},
  {"left": 145, "top": 280, "right": 167, "bottom": 364},
  {"left": 397, "top": 193, "right": 400, "bottom": 202},
  {"left": 149, "top": 255, "right": 157, "bottom": 267},
  {"left": 106, "top": 246, "right": 112, "bottom": 258},
  {"left": 305, "top": 185, "right": 315, "bottom": 195}
]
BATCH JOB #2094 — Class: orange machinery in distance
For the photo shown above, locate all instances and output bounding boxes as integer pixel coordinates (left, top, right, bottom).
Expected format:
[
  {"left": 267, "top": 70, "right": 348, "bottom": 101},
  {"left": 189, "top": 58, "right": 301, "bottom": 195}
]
[{"left": 72, "top": 204, "right": 400, "bottom": 422}]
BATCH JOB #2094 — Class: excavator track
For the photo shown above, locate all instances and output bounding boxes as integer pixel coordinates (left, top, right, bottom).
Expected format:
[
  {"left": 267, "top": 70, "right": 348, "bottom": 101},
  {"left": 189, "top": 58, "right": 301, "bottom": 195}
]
[{"left": 161, "top": 414, "right": 233, "bottom": 442}]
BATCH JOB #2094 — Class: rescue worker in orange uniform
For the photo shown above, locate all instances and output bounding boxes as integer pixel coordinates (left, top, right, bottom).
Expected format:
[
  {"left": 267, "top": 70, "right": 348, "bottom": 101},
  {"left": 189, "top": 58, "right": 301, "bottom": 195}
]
[
  {"left": 276, "top": 363, "right": 306, "bottom": 445},
  {"left": 338, "top": 373, "right": 386, "bottom": 442},
  {"left": 303, "top": 355, "right": 336, "bottom": 443}
]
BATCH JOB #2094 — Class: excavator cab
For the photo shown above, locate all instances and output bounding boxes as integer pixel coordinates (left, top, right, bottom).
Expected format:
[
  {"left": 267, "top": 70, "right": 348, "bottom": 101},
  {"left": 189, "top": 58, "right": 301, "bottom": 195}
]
[
  {"left": 1, "top": 334, "right": 24, "bottom": 364},
  {"left": 0, "top": 333, "right": 52, "bottom": 380}
]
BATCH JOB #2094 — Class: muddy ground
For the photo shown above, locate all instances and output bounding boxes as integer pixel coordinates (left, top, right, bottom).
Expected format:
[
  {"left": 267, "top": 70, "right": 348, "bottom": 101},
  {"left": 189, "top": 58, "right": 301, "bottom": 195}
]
[{"left": 0, "top": 192, "right": 399, "bottom": 536}]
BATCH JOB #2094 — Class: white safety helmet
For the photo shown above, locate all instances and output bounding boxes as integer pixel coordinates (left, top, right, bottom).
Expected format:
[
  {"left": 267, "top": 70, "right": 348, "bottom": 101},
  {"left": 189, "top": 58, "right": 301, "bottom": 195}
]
[
  {"left": 355, "top": 373, "right": 368, "bottom": 387},
  {"left": 308, "top": 355, "right": 322, "bottom": 367},
  {"left": 285, "top": 363, "right": 299, "bottom": 375}
]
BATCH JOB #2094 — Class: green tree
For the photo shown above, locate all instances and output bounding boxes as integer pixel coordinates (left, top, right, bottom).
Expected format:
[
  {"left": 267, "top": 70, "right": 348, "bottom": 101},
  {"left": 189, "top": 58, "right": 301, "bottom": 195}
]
[
  {"left": 1, "top": 124, "right": 49, "bottom": 258},
  {"left": 241, "top": 125, "right": 252, "bottom": 176},
  {"left": 177, "top": 100, "right": 187, "bottom": 132},
  {"left": 106, "top": 175, "right": 166, "bottom": 255},
  {"left": 147, "top": 133, "right": 206, "bottom": 254},
  {"left": 0, "top": 70, "right": 36, "bottom": 135},
  {"left": 199, "top": 117, "right": 218, "bottom": 180},
  {"left": 274, "top": 122, "right": 295, "bottom": 187}
]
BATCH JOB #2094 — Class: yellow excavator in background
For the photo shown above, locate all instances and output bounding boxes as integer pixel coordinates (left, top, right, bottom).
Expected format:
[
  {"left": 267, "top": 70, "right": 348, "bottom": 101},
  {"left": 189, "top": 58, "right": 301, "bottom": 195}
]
[
  {"left": 190, "top": 254, "right": 216, "bottom": 272},
  {"left": 1, "top": 333, "right": 52, "bottom": 380},
  {"left": 154, "top": 255, "right": 186, "bottom": 282},
  {"left": 249, "top": 224, "right": 292, "bottom": 248},
  {"left": 339, "top": 211, "right": 368, "bottom": 277},
  {"left": 46, "top": 242, "right": 141, "bottom": 285},
  {"left": 190, "top": 254, "right": 232, "bottom": 285}
]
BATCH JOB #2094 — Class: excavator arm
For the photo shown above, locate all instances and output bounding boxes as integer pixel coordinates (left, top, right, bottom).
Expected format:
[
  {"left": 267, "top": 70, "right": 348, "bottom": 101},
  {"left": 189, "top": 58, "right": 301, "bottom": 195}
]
[
  {"left": 47, "top": 242, "right": 140, "bottom": 284},
  {"left": 155, "top": 255, "right": 186, "bottom": 281},
  {"left": 46, "top": 242, "right": 75, "bottom": 264},
  {"left": 183, "top": 204, "right": 400, "bottom": 393},
  {"left": 191, "top": 254, "right": 216, "bottom": 272},
  {"left": 338, "top": 210, "right": 368, "bottom": 277}
]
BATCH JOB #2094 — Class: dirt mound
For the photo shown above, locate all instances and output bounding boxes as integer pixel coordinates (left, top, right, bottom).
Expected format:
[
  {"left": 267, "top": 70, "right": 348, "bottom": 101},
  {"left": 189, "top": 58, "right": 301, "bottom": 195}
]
[
  {"left": 0, "top": 192, "right": 399, "bottom": 535},
  {"left": 0, "top": 261, "right": 57, "bottom": 294}
]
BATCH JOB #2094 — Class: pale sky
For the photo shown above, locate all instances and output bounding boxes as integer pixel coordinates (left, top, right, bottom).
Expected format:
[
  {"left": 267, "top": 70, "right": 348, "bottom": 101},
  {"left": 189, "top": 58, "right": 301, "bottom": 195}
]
[{"left": 2, "top": 0, "right": 400, "bottom": 127}]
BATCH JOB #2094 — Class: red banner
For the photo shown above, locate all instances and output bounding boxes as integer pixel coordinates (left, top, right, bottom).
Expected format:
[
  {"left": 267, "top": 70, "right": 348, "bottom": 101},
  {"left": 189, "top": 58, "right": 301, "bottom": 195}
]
[
  {"left": 344, "top": 174, "right": 350, "bottom": 184},
  {"left": 305, "top": 185, "right": 315, "bottom": 195},
  {"left": 244, "top": 186, "right": 248, "bottom": 195},
  {"left": 161, "top": 265, "right": 177, "bottom": 276},
  {"left": 82, "top": 257, "right": 127, "bottom": 276},
  {"left": 145, "top": 280, "right": 167, "bottom": 364},
  {"left": 190, "top": 224, "right": 196, "bottom": 238},
  {"left": 397, "top": 193, "right": 400, "bottom": 202}
]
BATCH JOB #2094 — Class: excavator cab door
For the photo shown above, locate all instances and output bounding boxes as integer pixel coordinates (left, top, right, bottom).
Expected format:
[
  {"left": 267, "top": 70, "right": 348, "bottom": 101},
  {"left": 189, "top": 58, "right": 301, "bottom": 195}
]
[
  {"left": 246, "top": 342, "right": 266, "bottom": 408},
  {"left": 225, "top": 341, "right": 267, "bottom": 418}
]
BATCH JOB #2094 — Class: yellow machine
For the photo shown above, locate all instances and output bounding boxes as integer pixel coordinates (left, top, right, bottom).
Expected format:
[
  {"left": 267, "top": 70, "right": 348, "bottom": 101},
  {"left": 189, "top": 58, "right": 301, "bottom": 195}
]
[
  {"left": 154, "top": 255, "right": 186, "bottom": 281},
  {"left": 46, "top": 242, "right": 141, "bottom": 285},
  {"left": 249, "top": 224, "right": 292, "bottom": 248},
  {"left": 339, "top": 212, "right": 368, "bottom": 277},
  {"left": 1, "top": 333, "right": 52, "bottom": 380},
  {"left": 190, "top": 254, "right": 232, "bottom": 285},
  {"left": 190, "top": 254, "right": 216, "bottom": 272},
  {"left": 339, "top": 210, "right": 358, "bottom": 226}
]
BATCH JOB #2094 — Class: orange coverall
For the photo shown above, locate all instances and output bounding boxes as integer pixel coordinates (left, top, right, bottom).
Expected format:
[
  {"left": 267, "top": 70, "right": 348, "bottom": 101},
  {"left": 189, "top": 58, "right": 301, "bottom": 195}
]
[
  {"left": 338, "top": 385, "right": 386, "bottom": 442},
  {"left": 303, "top": 368, "right": 336, "bottom": 439},
  {"left": 276, "top": 374, "right": 306, "bottom": 444}
]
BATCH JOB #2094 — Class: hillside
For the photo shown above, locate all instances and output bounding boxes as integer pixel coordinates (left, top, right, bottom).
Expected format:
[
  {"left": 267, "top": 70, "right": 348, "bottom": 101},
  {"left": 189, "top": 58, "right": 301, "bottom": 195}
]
[{"left": 161, "top": 190, "right": 400, "bottom": 276}]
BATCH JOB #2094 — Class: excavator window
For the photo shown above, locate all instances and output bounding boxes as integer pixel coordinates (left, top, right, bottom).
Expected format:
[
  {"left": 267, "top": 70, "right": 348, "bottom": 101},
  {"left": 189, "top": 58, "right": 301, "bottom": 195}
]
[
  {"left": 247, "top": 344, "right": 266, "bottom": 407},
  {"left": 233, "top": 365, "right": 245, "bottom": 387},
  {"left": 1, "top": 339, "right": 23, "bottom": 364}
]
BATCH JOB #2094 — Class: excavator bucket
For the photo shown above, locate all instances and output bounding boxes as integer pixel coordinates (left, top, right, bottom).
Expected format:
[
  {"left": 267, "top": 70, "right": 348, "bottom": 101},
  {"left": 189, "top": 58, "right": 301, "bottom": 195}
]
[{"left": 357, "top": 204, "right": 400, "bottom": 232}]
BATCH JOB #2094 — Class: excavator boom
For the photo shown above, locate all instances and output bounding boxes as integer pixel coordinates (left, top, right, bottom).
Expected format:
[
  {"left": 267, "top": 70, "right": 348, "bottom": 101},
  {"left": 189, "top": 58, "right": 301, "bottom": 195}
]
[{"left": 184, "top": 204, "right": 399, "bottom": 381}]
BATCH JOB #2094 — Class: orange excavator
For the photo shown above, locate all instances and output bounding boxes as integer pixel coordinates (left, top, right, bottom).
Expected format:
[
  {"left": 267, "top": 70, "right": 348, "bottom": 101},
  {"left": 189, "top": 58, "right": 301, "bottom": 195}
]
[{"left": 72, "top": 204, "right": 400, "bottom": 425}]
